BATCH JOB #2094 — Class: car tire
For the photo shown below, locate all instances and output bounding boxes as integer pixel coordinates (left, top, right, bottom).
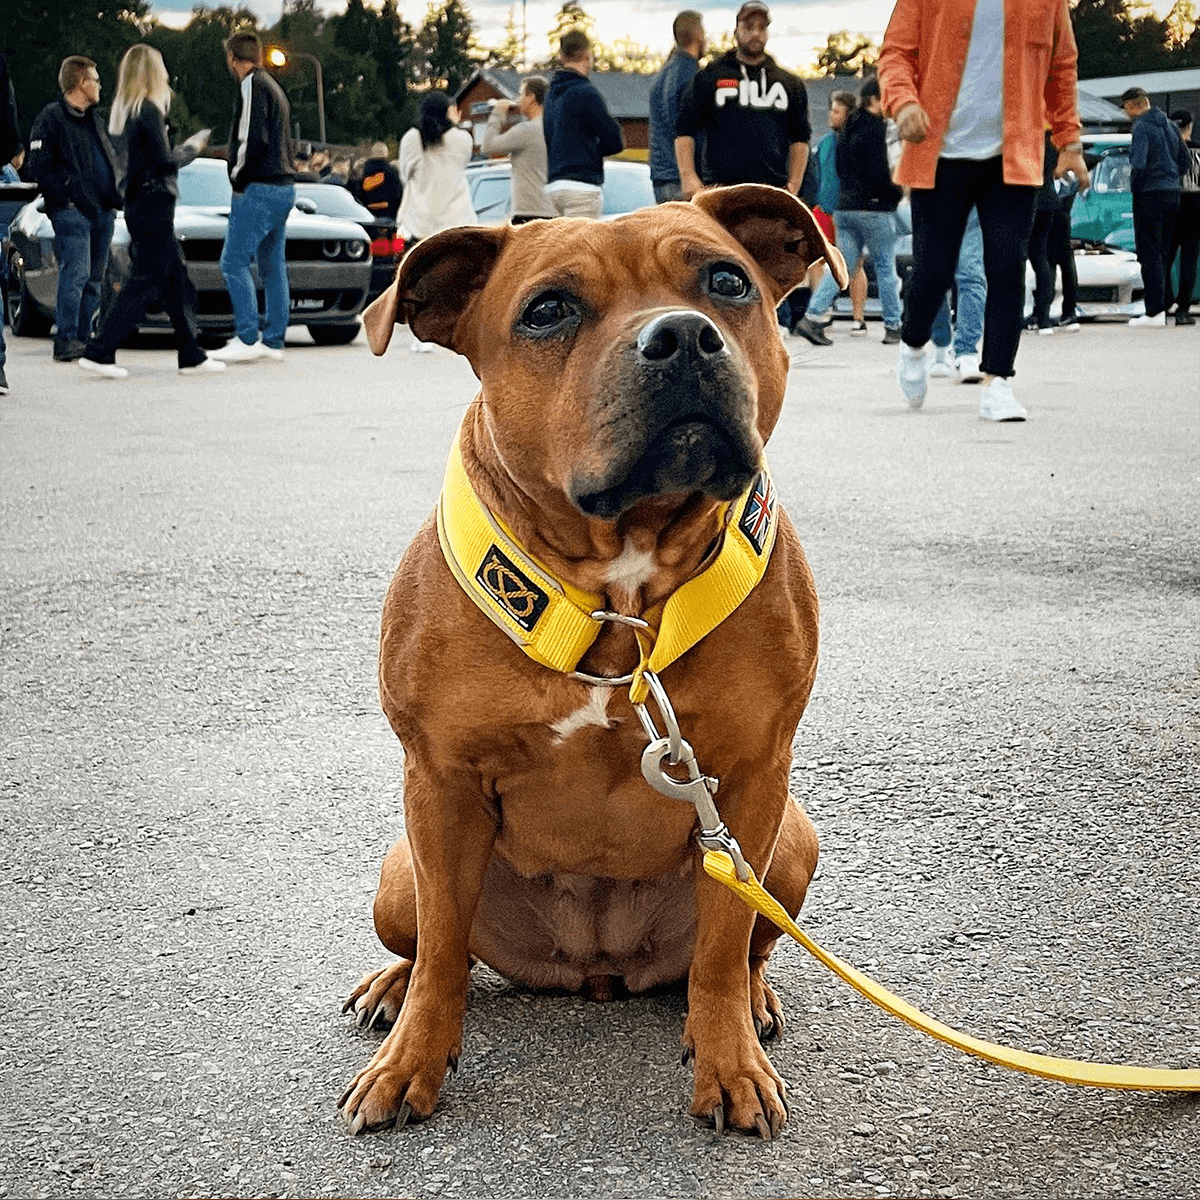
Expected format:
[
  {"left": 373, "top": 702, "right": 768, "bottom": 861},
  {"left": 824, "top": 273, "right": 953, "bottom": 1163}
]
[
  {"left": 307, "top": 323, "right": 360, "bottom": 346},
  {"left": 6, "top": 253, "right": 53, "bottom": 338}
]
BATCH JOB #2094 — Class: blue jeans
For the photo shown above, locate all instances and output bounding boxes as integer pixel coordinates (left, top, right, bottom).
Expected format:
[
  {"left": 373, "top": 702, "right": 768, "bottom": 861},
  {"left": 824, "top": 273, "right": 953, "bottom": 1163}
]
[
  {"left": 930, "top": 206, "right": 985, "bottom": 355},
  {"left": 808, "top": 208, "right": 902, "bottom": 328},
  {"left": 50, "top": 206, "right": 115, "bottom": 346},
  {"left": 220, "top": 183, "right": 295, "bottom": 348}
]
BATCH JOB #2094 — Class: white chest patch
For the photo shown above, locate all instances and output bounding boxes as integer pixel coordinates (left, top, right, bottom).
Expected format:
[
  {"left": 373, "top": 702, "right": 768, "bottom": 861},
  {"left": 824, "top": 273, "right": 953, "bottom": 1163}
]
[
  {"left": 606, "top": 538, "right": 657, "bottom": 594},
  {"left": 550, "top": 687, "right": 614, "bottom": 743}
]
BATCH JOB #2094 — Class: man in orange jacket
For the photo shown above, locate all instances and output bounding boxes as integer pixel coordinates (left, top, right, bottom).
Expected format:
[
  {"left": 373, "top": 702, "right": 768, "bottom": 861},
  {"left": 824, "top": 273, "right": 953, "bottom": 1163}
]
[{"left": 878, "top": 0, "right": 1089, "bottom": 421}]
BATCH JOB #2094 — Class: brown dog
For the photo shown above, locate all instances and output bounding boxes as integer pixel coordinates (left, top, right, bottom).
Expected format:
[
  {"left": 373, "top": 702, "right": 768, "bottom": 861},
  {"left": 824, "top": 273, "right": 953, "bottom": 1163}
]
[{"left": 339, "top": 186, "right": 847, "bottom": 1138}]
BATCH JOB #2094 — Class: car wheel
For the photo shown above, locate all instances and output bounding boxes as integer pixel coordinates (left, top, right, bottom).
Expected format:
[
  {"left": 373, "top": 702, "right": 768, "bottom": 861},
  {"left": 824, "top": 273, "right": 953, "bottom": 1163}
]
[
  {"left": 7, "top": 253, "right": 53, "bottom": 337},
  {"left": 307, "top": 323, "right": 360, "bottom": 346}
]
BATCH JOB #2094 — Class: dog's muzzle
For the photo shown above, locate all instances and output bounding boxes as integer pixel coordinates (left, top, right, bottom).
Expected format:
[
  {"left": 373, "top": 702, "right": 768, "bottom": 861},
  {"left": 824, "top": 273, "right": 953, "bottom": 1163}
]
[{"left": 570, "top": 309, "right": 762, "bottom": 520}]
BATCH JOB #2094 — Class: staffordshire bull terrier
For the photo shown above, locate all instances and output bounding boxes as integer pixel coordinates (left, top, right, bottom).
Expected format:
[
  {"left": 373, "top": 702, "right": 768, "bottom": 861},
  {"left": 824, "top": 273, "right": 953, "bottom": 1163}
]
[{"left": 339, "top": 185, "right": 847, "bottom": 1138}]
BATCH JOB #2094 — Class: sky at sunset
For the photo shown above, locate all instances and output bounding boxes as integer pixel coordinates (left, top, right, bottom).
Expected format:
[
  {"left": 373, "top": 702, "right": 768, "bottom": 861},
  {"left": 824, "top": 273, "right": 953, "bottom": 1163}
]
[{"left": 148, "top": 0, "right": 1184, "bottom": 78}]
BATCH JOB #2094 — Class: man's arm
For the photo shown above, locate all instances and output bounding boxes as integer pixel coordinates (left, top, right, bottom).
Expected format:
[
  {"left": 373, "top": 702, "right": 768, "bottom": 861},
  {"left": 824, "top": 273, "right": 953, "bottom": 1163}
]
[
  {"left": 480, "top": 105, "right": 536, "bottom": 155},
  {"left": 29, "top": 108, "right": 71, "bottom": 208},
  {"left": 1045, "top": 0, "right": 1088, "bottom": 189},
  {"left": 590, "top": 90, "right": 624, "bottom": 158},
  {"left": 878, "top": 0, "right": 930, "bottom": 143},
  {"left": 674, "top": 136, "right": 702, "bottom": 198},
  {"left": 674, "top": 75, "right": 708, "bottom": 197},
  {"left": 786, "top": 142, "right": 809, "bottom": 195}
]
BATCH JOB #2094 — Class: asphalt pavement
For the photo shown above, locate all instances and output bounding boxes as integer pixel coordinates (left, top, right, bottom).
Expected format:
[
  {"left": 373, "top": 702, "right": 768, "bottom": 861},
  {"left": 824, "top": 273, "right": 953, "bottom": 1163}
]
[{"left": 1, "top": 317, "right": 1198, "bottom": 1200}]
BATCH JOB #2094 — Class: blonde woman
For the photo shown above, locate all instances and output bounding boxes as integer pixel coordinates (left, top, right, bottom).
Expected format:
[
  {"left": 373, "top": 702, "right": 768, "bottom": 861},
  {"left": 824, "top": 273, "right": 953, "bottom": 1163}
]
[{"left": 79, "top": 44, "right": 219, "bottom": 379}]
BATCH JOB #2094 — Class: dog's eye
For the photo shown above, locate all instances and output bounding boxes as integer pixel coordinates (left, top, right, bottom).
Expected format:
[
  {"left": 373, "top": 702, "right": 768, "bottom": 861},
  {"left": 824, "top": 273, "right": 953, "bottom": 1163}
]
[
  {"left": 519, "top": 292, "right": 577, "bottom": 332},
  {"left": 707, "top": 263, "right": 755, "bottom": 302}
]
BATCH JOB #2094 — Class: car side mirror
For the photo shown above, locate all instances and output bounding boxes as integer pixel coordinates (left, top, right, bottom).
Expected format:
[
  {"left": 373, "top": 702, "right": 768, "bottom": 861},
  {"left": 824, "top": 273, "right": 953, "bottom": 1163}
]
[{"left": 295, "top": 198, "right": 318, "bottom": 214}]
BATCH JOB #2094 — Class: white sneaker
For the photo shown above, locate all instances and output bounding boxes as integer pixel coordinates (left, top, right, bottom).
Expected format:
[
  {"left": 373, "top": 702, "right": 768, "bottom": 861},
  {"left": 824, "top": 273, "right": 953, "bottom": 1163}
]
[
  {"left": 895, "top": 342, "right": 928, "bottom": 409},
  {"left": 1128, "top": 312, "right": 1166, "bottom": 327},
  {"left": 979, "top": 376, "right": 1027, "bottom": 422},
  {"left": 410, "top": 340, "right": 435, "bottom": 354},
  {"left": 849, "top": 321, "right": 868, "bottom": 337},
  {"left": 1058, "top": 318, "right": 1081, "bottom": 332},
  {"left": 78, "top": 357, "right": 128, "bottom": 379},
  {"left": 179, "top": 358, "right": 227, "bottom": 375},
  {"left": 929, "top": 346, "right": 954, "bottom": 378},
  {"left": 1037, "top": 325, "right": 1056, "bottom": 336},
  {"left": 211, "top": 338, "right": 269, "bottom": 363},
  {"left": 955, "top": 353, "right": 983, "bottom": 383},
  {"left": 261, "top": 344, "right": 285, "bottom": 362}
]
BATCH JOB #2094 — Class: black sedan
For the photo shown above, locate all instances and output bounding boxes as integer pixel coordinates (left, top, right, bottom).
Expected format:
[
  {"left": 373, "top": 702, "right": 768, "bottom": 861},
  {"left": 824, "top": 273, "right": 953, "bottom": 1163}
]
[{"left": 4, "top": 158, "right": 372, "bottom": 346}]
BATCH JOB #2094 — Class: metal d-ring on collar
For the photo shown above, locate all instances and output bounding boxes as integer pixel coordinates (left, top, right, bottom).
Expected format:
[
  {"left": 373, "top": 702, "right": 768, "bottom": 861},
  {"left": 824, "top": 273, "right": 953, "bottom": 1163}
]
[{"left": 566, "top": 610, "right": 650, "bottom": 688}]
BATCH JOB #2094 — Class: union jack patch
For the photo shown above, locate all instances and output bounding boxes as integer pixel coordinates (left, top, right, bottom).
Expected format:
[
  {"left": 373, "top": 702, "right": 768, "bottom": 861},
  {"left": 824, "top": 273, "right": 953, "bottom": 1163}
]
[{"left": 738, "top": 471, "right": 775, "bottom": 555}]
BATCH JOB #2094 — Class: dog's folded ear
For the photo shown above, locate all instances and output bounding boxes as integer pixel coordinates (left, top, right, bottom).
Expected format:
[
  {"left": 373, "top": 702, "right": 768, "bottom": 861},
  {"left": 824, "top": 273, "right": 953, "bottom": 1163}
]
[
  {"left": 362, "top": 226, "right": 509, "bottom": 356},
  {"left": 691, "top": 185, "right": 848, "bottom": 301}
]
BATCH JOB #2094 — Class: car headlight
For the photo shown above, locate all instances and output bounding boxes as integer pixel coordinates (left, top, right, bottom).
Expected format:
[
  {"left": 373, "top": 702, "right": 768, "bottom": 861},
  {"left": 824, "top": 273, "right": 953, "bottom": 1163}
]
[{"left": 344, "top": 239, "right": 367, "bottom": 260}]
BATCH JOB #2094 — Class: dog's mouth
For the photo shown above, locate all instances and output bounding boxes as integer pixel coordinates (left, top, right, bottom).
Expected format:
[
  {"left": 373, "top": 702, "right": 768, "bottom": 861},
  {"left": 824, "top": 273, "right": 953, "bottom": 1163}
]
[{"left": 573, "top": 414, "right": 756, "bottom": 519}]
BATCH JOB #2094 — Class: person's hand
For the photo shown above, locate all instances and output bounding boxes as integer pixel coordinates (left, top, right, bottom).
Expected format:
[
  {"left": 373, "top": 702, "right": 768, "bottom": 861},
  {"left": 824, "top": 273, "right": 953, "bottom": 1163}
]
[
  {"left": 492, "top": 99, "right": 513, "bottom": 117},
  {"left": 1055, "top": 147, "right": 1090, "bottom": 194},
  {"left": 185, "top": 128, "right": 211, "bottom": 151},
  {"left": 894, "top": 102, "right": 931, "bottom": 144},
  {"left": 679, "top": 170, "right": 703, "bottom": 200}
]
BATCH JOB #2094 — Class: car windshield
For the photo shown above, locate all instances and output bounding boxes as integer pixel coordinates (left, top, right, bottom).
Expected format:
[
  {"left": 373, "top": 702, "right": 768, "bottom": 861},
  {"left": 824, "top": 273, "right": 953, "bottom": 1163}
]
[
  {"left": 178, "top": 162, "right": 233, "bottom": 207},
  {"left": 602, "top": 167, "right": 654, "bottom": 216},
  {"left": 1094, "top": 150, "right": 1131, "bottom": 194},
  {"left": 295, "top": 183, "right": 371, "bottom": 220}
]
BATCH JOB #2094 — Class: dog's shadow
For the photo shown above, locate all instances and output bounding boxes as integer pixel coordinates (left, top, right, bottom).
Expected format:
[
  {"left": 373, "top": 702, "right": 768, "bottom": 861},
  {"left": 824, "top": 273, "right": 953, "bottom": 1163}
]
[{"left": 348, "top": 966, "right": 698, "bottom": 1131}]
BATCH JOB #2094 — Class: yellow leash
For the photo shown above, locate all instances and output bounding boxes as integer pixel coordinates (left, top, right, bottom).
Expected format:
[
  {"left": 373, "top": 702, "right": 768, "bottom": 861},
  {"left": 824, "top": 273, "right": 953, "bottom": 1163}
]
[{"left": 703, "top": 849, "right": 1200, "bottom": 1092}]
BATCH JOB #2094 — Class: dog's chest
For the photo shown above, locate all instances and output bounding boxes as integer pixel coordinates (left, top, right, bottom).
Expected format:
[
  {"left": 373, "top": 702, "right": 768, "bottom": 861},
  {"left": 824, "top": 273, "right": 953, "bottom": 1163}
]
[{"left": 484, "top": 697, "right": 699, "bottom": 881}]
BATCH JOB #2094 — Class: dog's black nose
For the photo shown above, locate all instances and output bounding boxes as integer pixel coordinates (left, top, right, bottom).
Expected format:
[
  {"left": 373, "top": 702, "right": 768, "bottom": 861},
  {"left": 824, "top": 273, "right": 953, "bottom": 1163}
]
[{"left": 636, "top": 310, "right": 727, "bottom": 364}]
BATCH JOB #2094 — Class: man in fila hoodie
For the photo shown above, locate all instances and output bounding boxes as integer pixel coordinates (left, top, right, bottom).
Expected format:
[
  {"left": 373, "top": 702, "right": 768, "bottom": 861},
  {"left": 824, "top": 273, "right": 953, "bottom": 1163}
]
[{"left": 673, "top": 0, "right": 810, "bottom": 198}]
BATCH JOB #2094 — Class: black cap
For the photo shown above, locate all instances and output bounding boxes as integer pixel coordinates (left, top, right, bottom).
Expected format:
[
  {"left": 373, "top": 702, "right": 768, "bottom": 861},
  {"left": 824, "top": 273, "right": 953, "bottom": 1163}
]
[{"left": 736, "top": 1, "right": 770, "bottom": 22}]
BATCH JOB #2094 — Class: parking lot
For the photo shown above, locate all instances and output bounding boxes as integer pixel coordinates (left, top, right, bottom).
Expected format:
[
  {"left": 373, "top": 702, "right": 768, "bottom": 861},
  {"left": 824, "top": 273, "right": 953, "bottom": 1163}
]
[{"left": 1, "top": 319, "right": 1197, "bottom": 1200}]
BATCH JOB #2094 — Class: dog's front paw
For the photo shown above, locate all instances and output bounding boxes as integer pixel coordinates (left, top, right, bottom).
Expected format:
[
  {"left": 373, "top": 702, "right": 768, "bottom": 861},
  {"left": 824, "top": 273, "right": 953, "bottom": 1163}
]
[
  {"left": 683, "top": 1022, "right": 789, "bottom": 1139},
  {"left": 342, "top": 960, "right": 414, "bottom": 1031},
  {"left": 338, "top": 1032, "right": 459, "bottom": 1135}
]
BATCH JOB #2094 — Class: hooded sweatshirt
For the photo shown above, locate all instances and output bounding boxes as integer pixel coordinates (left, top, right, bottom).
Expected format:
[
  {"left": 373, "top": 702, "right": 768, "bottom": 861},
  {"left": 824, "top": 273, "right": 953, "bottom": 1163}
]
[
  {"left": 674, "top": 50, "right": 810, "bottom": 189},
  {"left": 542, "top": 68, "right": 624, "bottom": 188},
  {"left": 1131, "top": 105, "right": 1187, "bottom": 194}
]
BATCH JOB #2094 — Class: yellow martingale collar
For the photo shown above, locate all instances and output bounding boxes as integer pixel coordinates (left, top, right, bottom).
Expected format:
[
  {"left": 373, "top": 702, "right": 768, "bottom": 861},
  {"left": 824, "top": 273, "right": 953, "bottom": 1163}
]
[{"left": 435, "top": 428, "right": 778, "bottom": 703}]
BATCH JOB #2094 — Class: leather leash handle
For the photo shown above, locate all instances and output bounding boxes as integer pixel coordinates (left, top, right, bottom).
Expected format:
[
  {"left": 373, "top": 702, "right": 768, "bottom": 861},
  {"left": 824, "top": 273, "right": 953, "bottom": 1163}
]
[{"left": 703, "top": 850, "right": 1200, "bottom": 1092}]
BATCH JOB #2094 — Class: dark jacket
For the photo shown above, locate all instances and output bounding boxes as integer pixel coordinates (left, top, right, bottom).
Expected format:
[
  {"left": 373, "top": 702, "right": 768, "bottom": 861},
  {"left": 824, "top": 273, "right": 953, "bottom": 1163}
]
[
  {"left": 648, "top": 49, "right": 698, "bottom": 186},
  {"left": 354, "top": 157, "right": 402, "bottom": 218},
  {"left": 1131, "top": 106, "right": 1187, "bottom": 194},
  {"left": 119, "top": 102, "right": 198, "bottom": 206},
  {"left": 674, "top": 50, "right": 810, "bottom": 189},
  {"left": 226, "top": 67, "right": 295, "bottom": 193},
  {"left": 29, "top": 96, "right": 122, "bottom": 219},
  {"left": 542, "top": 68, "right": 624, "bottom": 187},
  {"left": 0, "top": 54, "right": 19, "bottom": 167},
  {"left": 834, "top": 108, "right": 901, "bottom": 213}
]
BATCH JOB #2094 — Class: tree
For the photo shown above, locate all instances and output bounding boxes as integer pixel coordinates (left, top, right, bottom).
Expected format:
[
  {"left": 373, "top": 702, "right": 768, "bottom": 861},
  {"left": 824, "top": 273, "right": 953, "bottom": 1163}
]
[
  {"left": 415, "top": 0, "right": 479, "bottom": 93},
  {"left": 594, "top": 38, "right": 663, "bottom": 74},
  {"left": 1, "top": 0, "right": 151, "bottom": 146},
  {"left": 544, "top": 1, "right": 595, "bottom": 65},
  {"left": 814, "top": 31, "right": 878, "bottom": 77},
  {"left": 491, "top": 7, "right": 525, "bottom": 69}
]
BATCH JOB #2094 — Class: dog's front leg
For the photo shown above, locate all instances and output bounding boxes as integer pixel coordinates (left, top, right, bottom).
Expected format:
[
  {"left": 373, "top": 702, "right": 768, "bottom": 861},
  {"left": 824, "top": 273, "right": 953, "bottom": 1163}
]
[
  {"left": 339, "top": 767, "right": 496, "bottom": 1133},
  {"left": 684, "top": 836, "right": 789, "bottom": 1139}
]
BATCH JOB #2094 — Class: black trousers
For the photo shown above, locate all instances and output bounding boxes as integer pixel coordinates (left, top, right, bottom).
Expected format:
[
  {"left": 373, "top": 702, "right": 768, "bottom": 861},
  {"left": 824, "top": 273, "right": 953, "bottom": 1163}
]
[
  {"left": 1131, "top": 190, "right": 1179, "bottom": 318},
  {"left": 1048, "top": 209, "right": 1078, "bottom": 319},
  {"left": 1028, "top": 209, "right": 1055, "bottom": 328},
  {"left": 87, "top": 192, "right": 205, "bottom": 367},
  {"left": 1168, "top": 194, "right": 1199, "bottom": 313},
  {"left": 904, "top": 156, "right": 1036, "bottom": 379}
]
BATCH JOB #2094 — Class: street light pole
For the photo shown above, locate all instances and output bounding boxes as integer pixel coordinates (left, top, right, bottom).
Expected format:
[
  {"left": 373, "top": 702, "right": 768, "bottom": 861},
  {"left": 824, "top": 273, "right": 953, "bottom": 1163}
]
[{"left": 265, "top": 45, "right": 326, "bottom": 145}]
